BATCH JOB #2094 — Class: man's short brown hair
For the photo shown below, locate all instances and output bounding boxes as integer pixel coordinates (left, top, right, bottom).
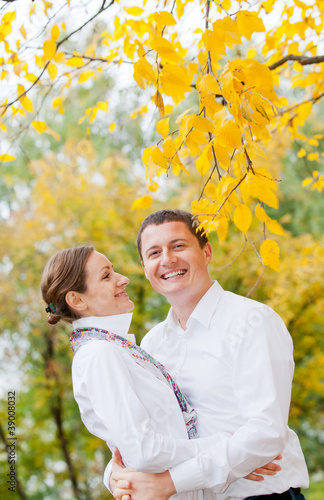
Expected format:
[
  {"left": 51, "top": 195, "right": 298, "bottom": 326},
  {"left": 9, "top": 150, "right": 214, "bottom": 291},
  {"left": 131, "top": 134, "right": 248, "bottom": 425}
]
[{"left": 136, "top": 209, "right": 208, "bottom": 260}]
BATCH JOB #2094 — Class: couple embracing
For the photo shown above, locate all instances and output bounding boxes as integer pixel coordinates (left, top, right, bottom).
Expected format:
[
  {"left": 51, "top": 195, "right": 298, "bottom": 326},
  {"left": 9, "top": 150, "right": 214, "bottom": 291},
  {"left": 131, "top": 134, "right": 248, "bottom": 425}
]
[{"left": 41, "top": 209, "right": 308, "bottom": 500}]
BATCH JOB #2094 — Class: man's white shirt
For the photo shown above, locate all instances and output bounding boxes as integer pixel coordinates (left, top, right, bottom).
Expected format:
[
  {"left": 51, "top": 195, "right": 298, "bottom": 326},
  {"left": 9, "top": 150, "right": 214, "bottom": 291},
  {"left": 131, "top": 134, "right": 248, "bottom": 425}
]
[{"left": 141, "top": 281, "right": 309, "bottom": 499}]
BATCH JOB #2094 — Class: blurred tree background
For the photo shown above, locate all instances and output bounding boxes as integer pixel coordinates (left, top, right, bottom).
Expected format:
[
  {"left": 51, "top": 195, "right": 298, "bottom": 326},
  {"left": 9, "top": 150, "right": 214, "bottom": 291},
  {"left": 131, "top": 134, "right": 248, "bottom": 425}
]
[{"left": 0, "top": 1, "right": 323, "bottom": 499}]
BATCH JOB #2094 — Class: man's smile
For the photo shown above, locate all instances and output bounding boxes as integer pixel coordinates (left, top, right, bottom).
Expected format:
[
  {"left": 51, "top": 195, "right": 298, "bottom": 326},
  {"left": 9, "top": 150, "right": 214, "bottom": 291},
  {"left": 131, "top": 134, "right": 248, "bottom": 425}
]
[{"left": 161, "top": 269, "right": 187, "bottom": 280}]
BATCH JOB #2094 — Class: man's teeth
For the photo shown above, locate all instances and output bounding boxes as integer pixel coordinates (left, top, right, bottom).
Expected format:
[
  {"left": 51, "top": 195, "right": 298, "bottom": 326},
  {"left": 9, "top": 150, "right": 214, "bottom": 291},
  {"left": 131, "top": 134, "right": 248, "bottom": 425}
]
[{"left": 163, "top": 270, "right": 185, "bottom": 279}]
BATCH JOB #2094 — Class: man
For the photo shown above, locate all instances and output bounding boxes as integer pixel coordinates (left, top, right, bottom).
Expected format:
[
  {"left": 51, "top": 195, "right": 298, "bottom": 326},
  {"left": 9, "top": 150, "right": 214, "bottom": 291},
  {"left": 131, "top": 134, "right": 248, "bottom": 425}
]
[{"left": 111, "top": 209, "right": 308, "bottom": 500}]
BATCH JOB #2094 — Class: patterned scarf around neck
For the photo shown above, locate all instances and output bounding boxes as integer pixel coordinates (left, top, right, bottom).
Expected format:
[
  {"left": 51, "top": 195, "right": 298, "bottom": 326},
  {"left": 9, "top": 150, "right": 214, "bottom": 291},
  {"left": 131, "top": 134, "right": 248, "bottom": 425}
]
[{"left": 70, "top": 327, "right": 198, "bottom": 439}]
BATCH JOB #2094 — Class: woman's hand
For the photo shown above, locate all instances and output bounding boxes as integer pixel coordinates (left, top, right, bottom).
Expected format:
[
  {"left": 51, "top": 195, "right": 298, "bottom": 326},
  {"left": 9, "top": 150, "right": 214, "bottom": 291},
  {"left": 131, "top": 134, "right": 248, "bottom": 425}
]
[
  {"left": 112, "top": 470, "right": 175, "bottom": 500},
  {"left": 245, "top": 455, "right": 282, "bottom": 481},
  {"left": 110, "top": 449, "right": 133, "bottom": 500}
]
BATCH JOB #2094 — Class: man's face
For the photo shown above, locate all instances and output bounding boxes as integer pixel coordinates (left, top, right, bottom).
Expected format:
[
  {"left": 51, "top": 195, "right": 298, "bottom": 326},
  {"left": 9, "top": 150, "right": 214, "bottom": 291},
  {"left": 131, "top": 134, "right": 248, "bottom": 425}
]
[{"left": 141, "top": 221, "right": 212, "bottom": 302}]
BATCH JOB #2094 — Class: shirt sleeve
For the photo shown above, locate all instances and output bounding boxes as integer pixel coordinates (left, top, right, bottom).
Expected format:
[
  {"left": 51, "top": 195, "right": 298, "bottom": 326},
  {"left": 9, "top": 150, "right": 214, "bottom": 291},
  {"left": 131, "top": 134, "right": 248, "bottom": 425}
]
[
  {"left": 169, "top": 305, "right": 295, "bottom": 494},
  {"left": 72, "top": 341, "right": 212, "bottom": 475}
]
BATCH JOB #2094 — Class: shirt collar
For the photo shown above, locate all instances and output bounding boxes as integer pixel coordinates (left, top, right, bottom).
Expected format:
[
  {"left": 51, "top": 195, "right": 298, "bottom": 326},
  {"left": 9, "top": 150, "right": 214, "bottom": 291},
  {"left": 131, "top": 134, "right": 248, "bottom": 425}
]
[
  {"left": 167, "top": 281, "right": 224, "bottom": 331},
  {"left": 72, "top": 313, "right": 135, "bottom": 342}
]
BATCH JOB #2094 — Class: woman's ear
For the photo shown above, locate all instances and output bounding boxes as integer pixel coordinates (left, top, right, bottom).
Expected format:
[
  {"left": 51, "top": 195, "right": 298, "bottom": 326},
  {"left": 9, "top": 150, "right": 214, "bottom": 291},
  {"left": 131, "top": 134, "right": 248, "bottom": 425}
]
[{"left": 65, "top": 291, "right": 87, "bottom": 313}]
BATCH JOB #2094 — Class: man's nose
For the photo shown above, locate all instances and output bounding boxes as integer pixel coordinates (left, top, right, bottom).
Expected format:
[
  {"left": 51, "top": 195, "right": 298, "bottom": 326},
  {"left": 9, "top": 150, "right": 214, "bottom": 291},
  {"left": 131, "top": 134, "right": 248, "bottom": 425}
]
[{"left": 161, "top": 249, "right": 176, "bottom": 266}]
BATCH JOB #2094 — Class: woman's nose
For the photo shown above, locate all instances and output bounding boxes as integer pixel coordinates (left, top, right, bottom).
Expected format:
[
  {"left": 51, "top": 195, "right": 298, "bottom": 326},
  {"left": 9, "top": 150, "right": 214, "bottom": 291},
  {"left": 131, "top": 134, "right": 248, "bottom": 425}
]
[{"left": 116, "top": 273, "right": 130, "bottom": 286}]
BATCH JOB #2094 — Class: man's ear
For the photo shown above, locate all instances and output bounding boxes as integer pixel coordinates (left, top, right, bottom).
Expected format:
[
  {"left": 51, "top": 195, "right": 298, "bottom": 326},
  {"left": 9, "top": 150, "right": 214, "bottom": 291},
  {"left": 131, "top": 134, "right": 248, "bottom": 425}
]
[
  {"left": 204, "top": 242, "right": 213, "bottom": 264},
  {"left": 65, "top": 291, "right": 87, "bottom": 313},
  {"left": 141, "top": 260, "right": 148, "bottom": 278}
]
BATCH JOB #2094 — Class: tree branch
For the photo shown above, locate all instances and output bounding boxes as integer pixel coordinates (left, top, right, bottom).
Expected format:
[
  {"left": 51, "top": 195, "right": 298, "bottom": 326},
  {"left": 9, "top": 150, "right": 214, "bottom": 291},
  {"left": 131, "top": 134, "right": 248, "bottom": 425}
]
[{"left": 268, "top": 54, "right": 324, "bottom": 71}]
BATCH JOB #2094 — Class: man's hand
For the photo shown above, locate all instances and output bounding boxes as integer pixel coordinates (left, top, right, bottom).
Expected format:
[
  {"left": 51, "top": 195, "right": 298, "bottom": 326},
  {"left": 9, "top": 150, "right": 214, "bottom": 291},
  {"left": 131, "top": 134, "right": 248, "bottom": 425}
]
[
  {"left": 112, "top": 470, "right": 176, "bottom": 500},
  {"left": 109, "top": 449, "right": 134, "bottom": 500},
  {"left": 245, "top": 455, "right": 282, "bottom": 482}
]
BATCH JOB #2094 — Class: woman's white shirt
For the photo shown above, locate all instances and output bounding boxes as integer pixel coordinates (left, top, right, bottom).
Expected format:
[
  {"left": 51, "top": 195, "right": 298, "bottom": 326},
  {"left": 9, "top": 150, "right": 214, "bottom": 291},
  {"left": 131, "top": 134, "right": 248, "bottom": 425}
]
[{"left": 71, "top": 314, "right": 207, "bottom": 500}]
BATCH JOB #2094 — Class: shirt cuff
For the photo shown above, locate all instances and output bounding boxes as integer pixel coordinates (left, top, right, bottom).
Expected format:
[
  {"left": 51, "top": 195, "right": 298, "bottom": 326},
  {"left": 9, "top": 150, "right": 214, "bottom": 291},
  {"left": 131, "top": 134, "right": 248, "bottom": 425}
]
[
  {"left": 169, "top": 457, "right": 205, "bottom": 493},
  {"left": 103, "top": 460, "right": 113, "bottom": 492}
]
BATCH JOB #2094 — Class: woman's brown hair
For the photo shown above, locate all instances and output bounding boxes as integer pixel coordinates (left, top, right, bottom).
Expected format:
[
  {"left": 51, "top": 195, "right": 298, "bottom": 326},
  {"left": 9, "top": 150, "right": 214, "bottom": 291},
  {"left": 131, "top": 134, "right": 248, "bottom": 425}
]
[{"left": 41, "top": 245, "right": 94, "bottom": 325}]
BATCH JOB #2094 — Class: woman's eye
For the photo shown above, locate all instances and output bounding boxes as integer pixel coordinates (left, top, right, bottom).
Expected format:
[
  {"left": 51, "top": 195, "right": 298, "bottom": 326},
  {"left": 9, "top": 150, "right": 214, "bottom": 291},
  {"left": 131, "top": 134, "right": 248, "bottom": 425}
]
[{"left": 103, "top": 274, "right": 110, "bottom": 280}]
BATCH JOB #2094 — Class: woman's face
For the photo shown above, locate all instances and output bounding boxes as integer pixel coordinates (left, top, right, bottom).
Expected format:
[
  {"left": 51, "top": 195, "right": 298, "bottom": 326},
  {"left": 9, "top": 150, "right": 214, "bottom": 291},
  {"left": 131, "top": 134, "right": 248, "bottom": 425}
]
[{"left": 79, "top": 251, "right": 134, "bottom": 317}]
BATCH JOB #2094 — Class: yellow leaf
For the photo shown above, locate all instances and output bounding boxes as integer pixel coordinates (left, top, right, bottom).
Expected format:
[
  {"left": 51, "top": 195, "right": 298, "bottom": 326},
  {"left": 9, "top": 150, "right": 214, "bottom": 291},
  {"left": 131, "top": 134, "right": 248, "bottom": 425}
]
[
  {"left": 255, "top": 186, "right": 278, "bottom": 209},
  {"left": 52, "top": 97, "right": 62, "bottom": 108},
  {"left": 150, "top": 11, "right": 176, "bottom": 26},
  {"left": 124, "top": 7, "right": 144, "bottom": 16},
  {"left": 133, "top": 58, "right": 156, "bottom": 89},
  {"left": 35, "top": 55, "right": 45, "bottom": 68},
  {"left": 147, "top": 181, "right": 159, "bottom": 192},
  {"left": 32, "top": 121, "right": 47, "bottom": 133},
  {"left": 25, "top": 73, "right": 37, "bottom": 83},
  {"left": 301, "top": 178, "right": 313, "bottom": 187},
  {"left": 196, "top": 74, "right": 221, "bottom": 95},
  {"left": 163, "top": 137, "right": 177, "bottom": 158},
  {"left": 175, "top": 108, "right": 193, "bottom": 125},
  {"left": 247, "top": 48, "right": 257, "bottom": 58},
  {"left": 191, "top": 115, "right": 216, "bottom": 134},
  {"left": 160, "top": 64, "right": 192, "bottom": 103},
  {"left": 156, "top": 117, "right": 169, "bottom": 139},
  {"left": 142, "top": 146, "right": 155, "bottom": 166},
  {"left": 152, "top": 91, "right": 164, "bottom": 115},
  {"left": 20, "top": 24, "right": 27, "bottom": 39},
  {"left": 233, "top": 204, "right": 252, "bottom": 234},
  {"left": 255, "top": 203, "right": 268, "bottom": 222},
  {"left": 109, "top": 123, "right": 116, "bottom": 133},
  {"left": 151, "top": 145, "right": 167, "bottom": 168},
  {"left": 216, "top": 217, "right": 229, "bottom": 241},
  {"left": 78, "top": 70, "right": 95, "bottom": 83},
  {"left": 196, "top": 142, "right": 213, "bottom": 176},
  {"left": 43, "top": 39, "right": 56, "bottom": 60},
  {"left": 150, "top": 36, "right": 180, "bottom": 64},
  {"left": 297, "top": 148, "right": 306, "bottom": 158},
  {"left": 265, "top": 219, "right": 285, "bottom": 236},
  {"left": 0, "top": 123, "right": 7, "bottom": 132},
  {"left": 236, "top": 11, "right": 265, "bottom": 40},
  {"left": 47, "top": 62, "right": 57, "bottom": 81},
  {"left": 97, "top": 101, "right": 109, "bottom": 112},
  {"left": 21, "top": 96, "right": 33, "bottom": 112},
  {"left": 307, "top": 152, "right": 319, "bottom": 161},
  {"left": 217, "top": 121, "right": 241, "bottom": 150},
  {"left": 0, "top": 154, "right": 15, "bottom": 162},
  {"left": 260, "top": 239, "right": 280, "bottom": 271},
  {"left": 66, "top": 56, "right": 84, "bottom": 67},
  {"left": 51, "top": 25, "right": 60, "bottom": 42},
  {"left": 131, "top": 195, "right": 153, "bottom": 210}
]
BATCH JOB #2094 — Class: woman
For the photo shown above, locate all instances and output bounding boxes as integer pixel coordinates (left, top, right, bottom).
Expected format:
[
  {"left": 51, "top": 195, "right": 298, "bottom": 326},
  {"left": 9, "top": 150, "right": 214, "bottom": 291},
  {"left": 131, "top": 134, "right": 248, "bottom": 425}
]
[{"left": 41, "top": 245, "right": 275, "bottom": 499}]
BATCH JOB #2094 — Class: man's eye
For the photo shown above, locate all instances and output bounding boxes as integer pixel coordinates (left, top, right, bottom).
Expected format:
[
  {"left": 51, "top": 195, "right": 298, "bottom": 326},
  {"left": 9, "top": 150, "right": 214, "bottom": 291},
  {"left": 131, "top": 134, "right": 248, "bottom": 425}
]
[
  {"left": 103, "top": 274, "right": 110, "bottom": 280},
  {"left": 149, "top": 251, "right": 159, "bottom": 258}
]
